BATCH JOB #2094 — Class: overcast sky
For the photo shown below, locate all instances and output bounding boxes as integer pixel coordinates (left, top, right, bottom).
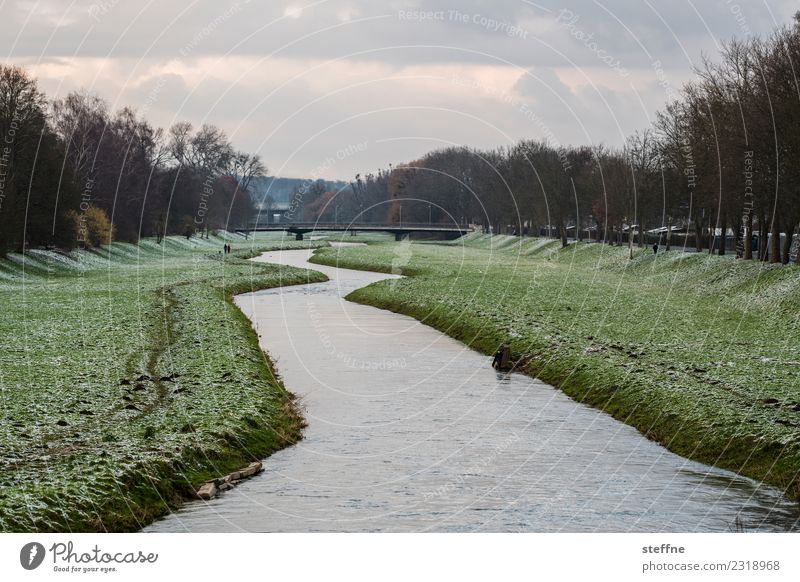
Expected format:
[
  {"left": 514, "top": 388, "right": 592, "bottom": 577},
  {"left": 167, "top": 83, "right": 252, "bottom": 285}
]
[{"left": 2, "top": 0, "right": 797, "bottom": 179}]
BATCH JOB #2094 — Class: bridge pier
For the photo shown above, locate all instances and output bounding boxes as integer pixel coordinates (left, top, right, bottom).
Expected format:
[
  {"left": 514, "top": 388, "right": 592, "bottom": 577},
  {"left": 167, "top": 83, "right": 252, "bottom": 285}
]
[{"left": 288, "top": 229, "right": 312, "bottom": 241}]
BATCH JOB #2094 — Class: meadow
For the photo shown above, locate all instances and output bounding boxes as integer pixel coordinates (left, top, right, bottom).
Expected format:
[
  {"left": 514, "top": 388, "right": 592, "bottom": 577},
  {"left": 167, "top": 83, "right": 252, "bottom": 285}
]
[
  {"left": 311, "top": 234, "right": 800, "bottom": 501},
  {"left": 0, "top": 233, "right": 327, "bottom": 532}
]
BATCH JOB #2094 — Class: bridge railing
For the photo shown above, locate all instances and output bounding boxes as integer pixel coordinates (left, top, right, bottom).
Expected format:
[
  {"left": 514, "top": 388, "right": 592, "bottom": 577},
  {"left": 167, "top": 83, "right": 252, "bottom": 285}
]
[{"left": 243, "top": 222, "right": 471, "bottom": 230}]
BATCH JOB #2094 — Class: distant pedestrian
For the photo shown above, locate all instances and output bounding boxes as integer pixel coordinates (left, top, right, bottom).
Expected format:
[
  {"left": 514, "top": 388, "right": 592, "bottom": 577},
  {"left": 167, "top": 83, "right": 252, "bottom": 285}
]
[{"left": 652, "top": 243, "right": 659, "bottom": 255}]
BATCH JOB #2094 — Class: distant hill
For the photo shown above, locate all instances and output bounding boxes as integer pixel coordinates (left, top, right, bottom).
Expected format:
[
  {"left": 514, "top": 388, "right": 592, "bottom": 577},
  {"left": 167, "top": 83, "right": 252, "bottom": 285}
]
[{"left": 249, "top": 176, "right": 350, "bottom": 204}]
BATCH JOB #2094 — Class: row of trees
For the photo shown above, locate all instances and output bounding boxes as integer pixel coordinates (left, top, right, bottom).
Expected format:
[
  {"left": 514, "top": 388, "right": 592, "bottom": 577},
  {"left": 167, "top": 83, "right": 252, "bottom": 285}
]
[
  {"left": 331, "top": 13, "right": 799, "bottom": 263},
  {"left": 297, "top": 173, "right": 392, "bottom": 224},
  {"left": 7, "top": 13, "right": 798, "bottom": 258},
  {"left": 0, "top": 65, "right": 264, "bottom": 254}
]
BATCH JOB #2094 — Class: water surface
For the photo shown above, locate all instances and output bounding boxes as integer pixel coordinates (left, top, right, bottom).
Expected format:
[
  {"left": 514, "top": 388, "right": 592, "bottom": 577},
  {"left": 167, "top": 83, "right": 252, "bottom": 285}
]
[{"left": 146, "top": 244, "right": 800, "bottom": 532}]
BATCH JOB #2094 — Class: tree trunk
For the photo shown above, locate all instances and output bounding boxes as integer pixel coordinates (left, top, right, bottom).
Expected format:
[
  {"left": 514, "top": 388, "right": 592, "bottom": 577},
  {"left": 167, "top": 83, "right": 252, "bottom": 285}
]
[
  {"left": 781, "top": 219, "right": 795, "bottom": 264},
  {"left": 628, "top": 223, "right": 634, "bottom": 259},
  {"left": 770, "top": 211, "right": 781, "bottom": 263},
  {"left": 560, "top": 220, "right": 568, "bottom": 248},
  {"left": 695, "top": 213, "right": 703, "bottom": 252},
  {"left": 718, "top": 216, "right": 726, "bottom": 256},
  {"left": 638, "top": 220, "right": 645, "bottom": 248},
  {"left": 708, "top": 224, "right": 715, "bottom": 255},
  {"left": 665, "top": 217, "right": 672, "bottom": 251},
  {"left": 743, "top": 211, "right": 752, "bottom": 260},
  {"left": 759, "top": 211, "right": 768, "bottom": 261}
]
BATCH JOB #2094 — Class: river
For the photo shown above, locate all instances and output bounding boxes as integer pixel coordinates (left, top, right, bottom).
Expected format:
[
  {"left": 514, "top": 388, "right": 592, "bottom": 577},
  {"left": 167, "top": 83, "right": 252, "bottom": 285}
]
[{"left": 145, "top": 244, "right": 800, "bottom": 532}]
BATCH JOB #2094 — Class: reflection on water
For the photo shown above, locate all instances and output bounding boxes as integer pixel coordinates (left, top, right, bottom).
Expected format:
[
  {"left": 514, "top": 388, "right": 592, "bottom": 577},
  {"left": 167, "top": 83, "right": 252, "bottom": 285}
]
[{"left": 146, "top": 245, "right": 800, "bottom": 532}]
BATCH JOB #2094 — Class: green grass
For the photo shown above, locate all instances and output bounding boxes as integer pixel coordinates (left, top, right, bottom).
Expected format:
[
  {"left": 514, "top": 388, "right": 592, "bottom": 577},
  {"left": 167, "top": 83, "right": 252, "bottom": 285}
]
[
  {"left": 310, "top": 233, "right": 800, "bottom": 501},
  {"left": 0, "top": 231, "right": 327, "bottom": 532}
]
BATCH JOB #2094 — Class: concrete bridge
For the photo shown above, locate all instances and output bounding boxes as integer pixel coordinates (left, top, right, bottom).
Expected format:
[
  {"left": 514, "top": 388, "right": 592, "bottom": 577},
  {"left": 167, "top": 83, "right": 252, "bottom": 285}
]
[{"left": 237, "top": 222, "right": 473, "bottom": 241}]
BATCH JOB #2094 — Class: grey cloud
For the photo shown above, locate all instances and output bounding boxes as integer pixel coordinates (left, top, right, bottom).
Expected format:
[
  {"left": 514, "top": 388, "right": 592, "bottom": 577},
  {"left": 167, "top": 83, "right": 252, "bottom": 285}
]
[
  {"left": 3, "top": 0, "right": 798, "bottom": 178},
  {"left": 5, "top": 0, "right": 795, "bottom": 68}
]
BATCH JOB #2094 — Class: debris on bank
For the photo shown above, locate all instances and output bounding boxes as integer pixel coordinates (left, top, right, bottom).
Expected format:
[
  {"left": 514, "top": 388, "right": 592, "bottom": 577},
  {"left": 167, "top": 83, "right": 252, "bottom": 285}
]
[
  {"left": 196, "top": 461, "right": 263, "bottom": 500},
  {"left": 491, "top": 344, "right": 515, "bottom": 371}
]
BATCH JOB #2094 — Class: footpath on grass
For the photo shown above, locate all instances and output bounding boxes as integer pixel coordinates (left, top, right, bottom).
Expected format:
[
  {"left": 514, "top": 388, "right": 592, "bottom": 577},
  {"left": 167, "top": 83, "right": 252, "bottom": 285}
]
[
  {"left": 0, "top": 233, "right": 327, "bottom": 532},
  {"left": 310, "top": 233, "right": 800, "bottom": 502}
]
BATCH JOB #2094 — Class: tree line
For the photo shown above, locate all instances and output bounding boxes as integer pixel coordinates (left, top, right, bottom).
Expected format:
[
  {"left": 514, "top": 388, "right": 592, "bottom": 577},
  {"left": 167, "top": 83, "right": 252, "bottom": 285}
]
[
  {"left": 0, "top": 65, "right": 264, "bottom": 255},
  {"left": 327, "top": 13, "right": 799, "bottom": 263}
]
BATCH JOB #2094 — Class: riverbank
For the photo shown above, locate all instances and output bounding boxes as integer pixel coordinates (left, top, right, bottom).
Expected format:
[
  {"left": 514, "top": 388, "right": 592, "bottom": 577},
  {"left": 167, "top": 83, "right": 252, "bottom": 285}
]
[
  {"left": 0, "top": 233, "right": 328, "bottom": 532},
  {"left": 310, "top": 234, "right": 800, "bottom": 502}
]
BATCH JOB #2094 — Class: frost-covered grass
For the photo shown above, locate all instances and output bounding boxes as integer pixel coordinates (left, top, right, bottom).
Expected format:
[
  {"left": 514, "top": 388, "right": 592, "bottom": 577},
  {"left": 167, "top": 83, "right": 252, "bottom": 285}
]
[
  {"left": 311, "top": 234, "right": 800, "bottom": 501},
  {"left": 0, "top": 232, "right": 327, "bottom": 532}
]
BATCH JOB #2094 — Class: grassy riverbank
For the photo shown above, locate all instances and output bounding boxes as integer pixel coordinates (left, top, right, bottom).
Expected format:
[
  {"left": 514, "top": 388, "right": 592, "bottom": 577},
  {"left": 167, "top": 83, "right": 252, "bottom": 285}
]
[
  {"left": 311, "top": 234, "right": 800, "bottom": 501},
  {"left": 0, "top": 233, "right": 327, "bottom": 532}
]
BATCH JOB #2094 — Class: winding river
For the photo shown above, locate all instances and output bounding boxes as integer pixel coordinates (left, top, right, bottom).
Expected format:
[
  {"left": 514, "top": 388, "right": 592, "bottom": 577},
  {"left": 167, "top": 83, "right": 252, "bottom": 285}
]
[{"left": 146, "top": 244, "right": 800, "bottom": 532}]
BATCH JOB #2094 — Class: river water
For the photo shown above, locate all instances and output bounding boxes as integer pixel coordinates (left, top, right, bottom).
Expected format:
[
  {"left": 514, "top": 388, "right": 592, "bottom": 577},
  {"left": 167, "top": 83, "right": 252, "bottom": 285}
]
[{"left": 146, "top": 244, "right": 800, "bottom": 532}]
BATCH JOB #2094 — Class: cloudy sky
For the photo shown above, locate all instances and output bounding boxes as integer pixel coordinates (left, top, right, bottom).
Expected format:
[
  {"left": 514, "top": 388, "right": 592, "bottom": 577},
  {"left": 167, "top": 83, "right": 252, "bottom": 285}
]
[{"left": 2, "top": 0, "right": 796, "bottom": 179}]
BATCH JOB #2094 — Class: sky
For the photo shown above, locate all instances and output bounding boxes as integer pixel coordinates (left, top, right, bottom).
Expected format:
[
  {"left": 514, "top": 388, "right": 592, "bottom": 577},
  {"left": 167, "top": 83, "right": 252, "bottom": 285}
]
[{"left": 2, "top": 0, "right": 797, "bottom": 180}]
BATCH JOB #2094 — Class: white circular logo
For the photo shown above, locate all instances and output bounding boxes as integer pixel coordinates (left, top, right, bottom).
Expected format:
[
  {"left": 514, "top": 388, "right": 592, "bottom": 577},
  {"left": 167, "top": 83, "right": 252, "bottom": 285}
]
[{"left": 20, "top": 542, "right": 46, "bottom": 570}]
